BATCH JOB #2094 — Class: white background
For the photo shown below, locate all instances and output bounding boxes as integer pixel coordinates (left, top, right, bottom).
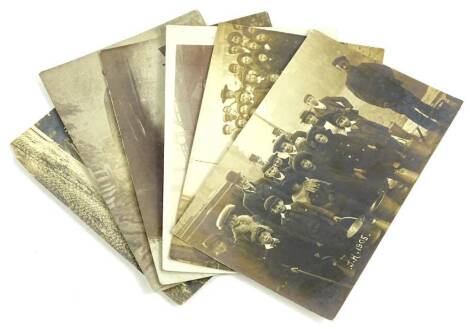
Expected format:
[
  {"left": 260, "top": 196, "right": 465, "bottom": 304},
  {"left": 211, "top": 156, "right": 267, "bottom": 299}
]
[{"left": 0, "top": 0, "right": 469, "bottom": 328}]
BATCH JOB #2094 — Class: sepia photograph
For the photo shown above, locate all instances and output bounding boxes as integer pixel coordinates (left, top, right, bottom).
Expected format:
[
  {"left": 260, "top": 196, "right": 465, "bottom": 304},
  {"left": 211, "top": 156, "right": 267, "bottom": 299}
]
[
  {"left": 39, "top": 10, "right": 206, "bottom": 291},
  {"left": 2, "top": 1, "right": 469, "bottom": 328},
  {"left": 178, "top": 23, "right": 384, "bottom": 269},
  {"left": 177, "top": 24, "right": 305, "bottom": 268},
  {"left": 11, "top": 109, "right": 208, "bottom": 304},
  {"left": 100, "top": 39, "right": 213, "bottom": 284},
  {"left": 173, "top": 31, "right": 463, "bottom": 319},
  {"left": 164, "top": 26, "right": 233, "bottom": 274},
  {"left": 11, "top": 110, "right": 138, "bottom": 268},
  {"left": 164, "top": 13, "right": 272, "bottom": 274}
]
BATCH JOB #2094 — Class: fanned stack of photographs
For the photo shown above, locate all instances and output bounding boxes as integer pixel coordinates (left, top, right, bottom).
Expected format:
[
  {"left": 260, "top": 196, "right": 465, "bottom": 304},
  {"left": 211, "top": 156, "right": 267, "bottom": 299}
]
[{"left": 11, "top": 10, "right": 463, "bottom": 319}]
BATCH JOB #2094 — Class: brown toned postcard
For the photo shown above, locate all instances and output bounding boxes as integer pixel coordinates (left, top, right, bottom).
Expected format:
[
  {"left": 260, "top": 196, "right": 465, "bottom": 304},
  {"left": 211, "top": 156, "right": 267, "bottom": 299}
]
[
  {"left": 98, "top": 13, "right": 271, "bottom": 279},
  {"left": 164, "top": 26, "right": 232, "bottom": 273},
  {"left": 176, "top": 23, "right": 384, "bottom": 269},
  {"left": 39, "top": 11, "right": 206, "bottom": 291},
  {"left": 10, "top": 109, "right": 208, "bottom": 304},
  {"left": 173, "top": 31, "right": 462, "bottom": 318},
  {"left": 100, "top": 39, "right": 214, "bottom": 283},
  {"left": 163, "top": 15, "right": 272, "bottom": 274}
]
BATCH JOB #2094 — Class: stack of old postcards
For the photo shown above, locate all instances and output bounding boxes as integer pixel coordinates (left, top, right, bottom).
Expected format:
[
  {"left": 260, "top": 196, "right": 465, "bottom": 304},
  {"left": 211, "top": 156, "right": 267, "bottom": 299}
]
[{"left": 11, "top": 10, "right": 463, "bottom": 319}]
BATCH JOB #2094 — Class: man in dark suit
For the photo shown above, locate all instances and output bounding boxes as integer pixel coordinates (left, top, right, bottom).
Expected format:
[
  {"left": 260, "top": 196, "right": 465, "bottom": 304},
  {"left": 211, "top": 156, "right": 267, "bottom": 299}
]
[
  {"left": 302, "top": 95, "right": 401, "bottom": 150},
  {"left": 332, "top": 56, "right": 441, "bottom": 130},
  {"left": 308, "top": 127, "right": 399, "bottom": 176},
  {"left": 291, "top": 151, "right": 380, "bottom": 209},
  {"left": 272, "top": 131, "right": 315, "bottom": 156},
  {"left": 226, "top": 171, "right": 291, "bottom": 216},
  {"left": 263, "top": 196, "right": 354, "bottom": 257}
]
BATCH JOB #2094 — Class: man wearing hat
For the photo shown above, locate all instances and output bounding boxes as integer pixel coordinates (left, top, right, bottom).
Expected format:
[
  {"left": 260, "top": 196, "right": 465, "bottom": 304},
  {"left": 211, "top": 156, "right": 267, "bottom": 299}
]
[
  {"left": 266, "top": 153, "right": 290, "bottom": 172},
  {"left": 332, "top": 112, "right": 405, "bottom": 154},
  {"left": 272, "top": 134, "right": 295, "bottom": 154},
  {"left": 260, "top": 153, "right": 304, "bottom": 200},
  {"left": 262, "top": 162, "right": 286, "bottom": 182},
  {"left": 332, "top": 56, "right": 441, "bottom": 130},
  {"left": 300, "top": 110, "right": 323, "bottom": 126},
  {"left": 262, "top": 157, "right": 301, "bottom": 190},
  {"left": 272, "top": 131, "right": 313, "bottom": 155},
  {"left": 302, "top": 96, "right": 401, "bottom": 150},
  {"left": 308, "top": 127, "right": 399, "bottom": 176},
  {"left": 291, "top": 151, "right": 383, "bottom": 207},
  {"left": 226, "top": 171, "right": 290, "bottom": 216},
  {"left": 263, "top": 195, "right": 339, "bottom": 225},
  {"left": 216, "top": 204, "right": 279, "bottom": 249}
]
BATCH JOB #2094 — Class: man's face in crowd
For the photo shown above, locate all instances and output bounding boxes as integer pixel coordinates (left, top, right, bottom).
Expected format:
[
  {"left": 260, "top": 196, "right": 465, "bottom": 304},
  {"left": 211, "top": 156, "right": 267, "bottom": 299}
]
[
  {"left": 271, "top": 200, "right": 286, "bottom": 214},
  {"left": 281, "top": 142, "right": 295, "bottom": 153},
  {"left": 300, "top": 159, "right": 316, "bottom": 171},
  {"left": 305, "top": 113, "right": 319, "bottom": 125},
  {"left": 273, "top": 158, "right": 283, "bottom": 167},
  {"left": 305, "top": 95, "right": 319, "bottom": 107},
  {"left": 336, "top": 116, "right": 351, "bottom": 128},
  {"left": 246, "top": 74, "right": 257, "bottom": 83},
  {"left": 240, "top": 92, "right": 252, "bottom": 104},
  {"left": 230, "top": 34, "right": 242, "bottom": 44},
  {"left": 314, "top": 133, "right": 329, "bottom": 144},
  {"left": 229, "top": 45, "right": 242, "bottom": 54},
  {"left": 247, "top": 41, "right": 260, "bottom": 50},
  {"left": 258, "top": 53, "right": 269, "bottom": 62},
  {"left": 246, "top": 27, "right": 257, "bottom": 35},
  {"left": 241, "top": 56, "right": 253, "bottom": 65},
  {"left": 265, "top": 165, "right": 280, "bottom": 178},
  {"left": 235, "top": 119, "right": 247, "bottom": 128},
  {"left": 239, "top": 105, "right": 249, "bottom": 114},
  {"left": 229, "top": 63, "right": 241, "bottom": 73}
]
